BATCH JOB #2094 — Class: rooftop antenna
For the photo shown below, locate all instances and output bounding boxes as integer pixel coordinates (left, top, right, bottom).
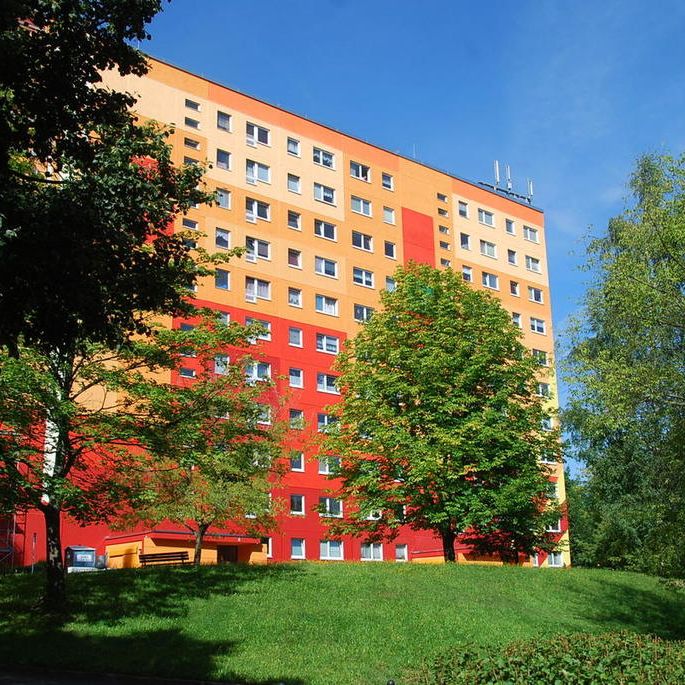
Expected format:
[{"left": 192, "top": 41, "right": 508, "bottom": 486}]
[
  {"left": 494, "top": 160, "right": 500, "bottom": 188},
  {"left": 527, "top": 179, "right": 534, "bottom": 204},
  {"left": 506, "top": 164, "right": 513, "bottom": 192}
]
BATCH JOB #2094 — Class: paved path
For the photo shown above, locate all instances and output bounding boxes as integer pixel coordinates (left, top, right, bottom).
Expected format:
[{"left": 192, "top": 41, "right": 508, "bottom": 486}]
[{"left": 0, "top": 670, "right": 230, "bottom": 685}]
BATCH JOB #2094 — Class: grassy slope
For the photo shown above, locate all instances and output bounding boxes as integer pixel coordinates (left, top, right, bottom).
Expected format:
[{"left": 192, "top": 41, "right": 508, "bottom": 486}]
[{"left": 2, "top": 563, "right": 685, "bottom": 685}]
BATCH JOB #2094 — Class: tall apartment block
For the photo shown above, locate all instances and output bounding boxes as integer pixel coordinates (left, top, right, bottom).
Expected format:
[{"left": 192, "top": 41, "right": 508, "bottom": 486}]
[{"left": 4, "top": 57, "right": 569, "bottom": 569}]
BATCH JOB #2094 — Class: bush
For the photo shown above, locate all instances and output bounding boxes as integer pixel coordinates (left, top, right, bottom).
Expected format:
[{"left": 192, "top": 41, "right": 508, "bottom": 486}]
[{"left": 409, "top": 631, "right": 685, "bottom": 684}]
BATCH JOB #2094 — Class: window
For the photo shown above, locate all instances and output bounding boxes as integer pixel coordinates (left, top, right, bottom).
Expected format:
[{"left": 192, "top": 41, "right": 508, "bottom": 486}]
[
  {"left": 287, "top": 137, "right": 300, "bottom": 156},
  {"left": 541, "top": 416, "right": 553, "bottom": 432},
  {"left": 245, "top": 277, "right": 271, "bottom": 302},
  {"left": 183, "top": 156, "right": 198, "bottom": 166},
  {"left": 216, "top": 188, "right": 231, "bottom": 209},
  {"left": 523, "top": 225, "right": 539, "bottom": 243},
  {"left": 179, "top": 367, "right": 196, "bottom": 379},
  {"left": 351, "top": 196, "right": 372, "bottom": 217},
  {"left": 290, "top": 452, "right": 304, "bottom": 471},
  {"left": 317, "top": 413, "right": 337, "bottom": 432},
  {"left": 184, "top": 116, "right": 200, "bottom": 129},
  {"left": 289, "top": 368, "right": 304, "bottom": 388},
  {"left": 180, "top": 323, "right": 195, "bottom": 331},
  {"left": 540, "top": 451, "right": 557, "bottom": 465},
  {"left": 383, "top": 207, "right": 395, "bottom": 224},
  {"left": 245, "top": 361, "right": 271, "bottom": 383},
  {"left": 437, "top": 207, "right": 449, "bottom": 218},
  {"left": 213, "top": 354, "right": 229, "bottom": 376},
  {"left": 512, "top": 312, "right": 522, "bottom": 328},
  {"left": 317, "top": 373, "right": 339, "bottom": 394},
  {"left": 482, "top": 272, "right": 499, "bottom": 289},
  {"left": 546, "top": 519, "right": 562, "bottom": 534},
  {"left": 533, "top": 349, "right": 549, "bottom": 366},
  {"left": 382, "top": 172, "right": 394, "bottom": 190},
  {"left": 183, "top": 236, "right": 197, "bottom": 250},
  {"left": 290, "top": 494, "right": 305, "bottom": 515},
  {"left": 315, "top": 294, "right": 338, "bottom": 316},
  {"left": 217, "top": 311, "right": 230, "bottom": 326},
  {"left": 462, "top": 265, "right": 472, "bottom": 282},
  {"left": 246, "top": 159, "right": 270, "bottom": 184},
  {"left": 480, "top": 240, "right": 496, "bottom": 258},
  {"left": 510, "top": 281, "right": 520, "bottom": 296},
  {"left": 245, "top": 198, "right": 270, "bottom": 222},
  {"left": 287, "top": 174, "right": 301, "bottom": 193},
  {"left": 460, "top": 232, "right": 471, "bottom": 250},
  {"left": 316, "top": 333, "right": 339, "bottom": 354},
  {"left": 315, "top": 256, "right": 338, "bottom": 278},
  {"left": 526, "top": 255, "right": 541, "bottom": 273},
  {"left": 537, "top": 382, "right": 550, "bottom": 397},
  {"left": 291, "top": 538, "right": 306, "bottom": 559},
  {"left": 529, "top": 286, "right": 544, "bottom": 303},
  {"left": 184, "top": 137, "right": 200, "bottom": 149},
  {"left": 215, "top": 227, "right": 230, "bottom": 250},
  {"left": 507, "top": 249, "right": 517, "bottom": 265},
  {"left": 318, "top": 456, "right": 341, "bottom": 475},
  {"left": 288, "top": 210, "right": 301, "bottom": 230},
  {"left": 245, "top": 318, "right": 271, "bottom": 341},
  {"left": 288, "top": 287, "right": 302, "bottom": 307},
  {"left": 548, "top": 552, "right": 563, "bottom": 567},
  {"left": 314, "top": 182, "right": 336, "bottom": 204},
  {"left": 246, "top": 121, "right": 270, "bottom": 146},
  {"left": 530, "top": 317, "right": 546, "bottom": 334},
  {"left": 289, "top": 327, "right": 303, "bottom": 347},
  {"left": 289, "top": 409, "right": 305, "bottom": 429},
  {"left": 183, "top": 218, "right": 198, "bottom": 230},
  {"left": 385, "top": 276, "right": 396, "bottom": 292},
  {"left": 458, "top": 201, "right": 469, "bottom": 218},
  {"left": 319, "top": 497, "right": 342, "bottom": 517},
  {"left": 314, "top": 219, "right": 337, "bottom": 241},
  {"left": 245, "top": 237, "right": 270, "bottom": 262},
  {"left": 313, "top": 146, "right": 335, "bottom": 168},
  {"left": 437, "top": 192, "right": 448, "bottom": 203},
  {"left": 395, "top": 544, "right": 408, "bottom": 562},
  {"left": 320, "top": 540, "right": 343, "bottom": 560},
  {"left": 478, "top": 208, "right": 495, "bottom": 227},
  {"left": 361, "top": 542, "right": 383, "bottom": 561},
  {"left": 505, "top": 218, "right": 515, "bottom": 235},
  {"left": 439, "top": 241, "right": 450, "bottom": 252},
  {"left": 215, "top": 269, "right": 230, "bottom": 290},
  {"left": 352, "top": 230, "right": 373, "bottom": 251},
  {"left": 216, "top": 110, "right": 231, "bottom": 131},
  {"left": 216, "top": 149, "right": 230, "bottom": 170},
  {"left": 385, "top": 241, "right": 396, "bottom": 259},
  {"left": 350, "top": 161, "right": 370, "bottom": 181},
  {"left": 440, "top": 258, "right": 451, "bottom": 268},
  {"left": 353, "top": 267, "right": 374, "bottom": 288},
  {"left": 288, "top": 248, "right": 302, "bottom": 268},
  {"left": 257, "top": 405, "right": 271, "bottom": 425},
  {"left": 354, "top": 304, "right": 374, "bottom": 322}
]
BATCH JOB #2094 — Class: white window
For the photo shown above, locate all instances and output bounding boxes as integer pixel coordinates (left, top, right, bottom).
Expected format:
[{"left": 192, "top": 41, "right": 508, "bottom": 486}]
[
  {"left": 385, "top": 276, "right": 396, "bottom": 292},
  {"left": 352, "top": 230, "right": 373, "bottom": 251},
  {"left": 217, "top": 311, "right": 230, "bottom": 326},
  {"left": 540, "top": 452, "right": 557, "bottom": 465},
  {"left": 217, "top": 110, "right": 231, "bottom": 131},
  {"left": 353, "top": 267, "right": 374, "bottom": 288},
  {"left": 350, "top": 161, "right": 370, "bottom": 181},
  {"left": 548, "top": 551, "right": 563, "bottom": 567},
  {"left": 361, "top": 542, "right": 383, "bottom": 561},
  {"left": 290, "top": 494, "right": 305, "bottom": 515},
  {"left": 291, "top": 538, "right": 306, "bottom": 559},
  {"left": 510, "top": 281, "right": 520, "bottom": 296},
  {"left": 289, "top": 367, "right": 304, "bottom": 388},
  {"left": 288, "top": 287, "right": 302, "bottom": 307},
  {"left": 354, "top": 304, "right": 374, "bottom": 322},
  {"left": 245, "top": 318, "right": 271, "bottom": 341},
  {"left": 314, "top": 182, "right": 336, "bottom": 205},
  {"left": 245, "top": 159, "right": 270, "bottom": 184},
  {"left": 184, "top": 116, "right": 200, "bottom": 130},
  {"left": 246, "top": 121, "right": 270, "bottom": 146},
  {"left": 245, "top": 237, "right": 270, "bottom": 262},
  {"left": 316, "top": 333, "right": 339, "bottom": 354},
  {"left": 288, "top": 248, "right": 302, "bottom": 269},
  {"left": 437, "top": 192, "right": 448, "bottom": 203},
  {"left": 458, "top": 201, "right": 469, "bottom": 218},
  {"left": 512, "top": 312, "right": 522, "bottom": 328},
  {"left": 288, "top": 210, "right": 301, "bottom": 230},
  {"left": 317, "top": 373, "right": 339, "bottom": 394},
  {"left": 462, "top": 265, "right": 473, "bottom": 282},
  {"left": 315, "top": 256, "right": 338, "bottom": 278},
  {"left": 320, "top": 540, "right": 343, "bottom": 560},
  {"left": 537, "top": 382, "right": 550, "bottom": 397},
  {"left": 505, "top": 218, "right": 515, "bottom": 235},
  {"left": 246, "top": 361, "right": 271, "bottom": 383},
  {"left": 526, "top": 255, "right": 542, "bottom": 273},
  {"left": 541, "top": 416, "right": 553, "bottom": 432},
  {"left": 395, "top": 544, "right": 408, "bottom": 562},
  {"left": 245, "top": 198, "right": 270, "bottom": 222},
  {"left": 507, "top": 249, "right": 518, "bottom": 265},
  {"left": 382, "top": 173, "right": 394, "bottom": 190},
  {"left": 383, "top": 207, "right": 395, "bottom": 224},
  {"left": 317, "top": 413, "right": 337, "bottom": 432},
  {"left": 315, "top": 294, "right": 338, "bottom": 316},
  {"left": 287, "top": 137, "right": 300, "bottom": 156},
  {"left": 437, "top": 207, "right": 449, "bottom": 218},
  {"left": 256, "top": 405, "right": 271, "bottom": 425},
  {"left": 215, "top": 269, "right": 230, "bottom": 290},
  {"left": 287, "top": 174, "right": 301, "bottom": 193},
  {"left": 523, "top": 226, "right": 539, "bottom": 243},
  {"left": 290, "top": 452, "right": 304, "bottom": 471},
  {"left": 439, "top": 225, "right": 450, "bottom": 235},
  {"left": 318, "top": 456, "right": 340, "bottom": 475},
  {"left": 183, "top": 218, "right": 198, "bottom": 230},
  {"left": 531, "top": 553, "right": 540, "bottom": 567},
  {"left": 478, "top": 208, "right": 495, "bottom": 227},
  {"left": 179, "top": 367, "right": 196, "bottom": 379},
  {"left": 214, "top": 354, "right": 229, "bottom": 375},
  {"left": 351, "top": 196, "right": 372, "bottom": 217},
  {"left": 319, "top": 497, "right": 343, "bottom": 517},
  {"left": 289, "top": 409, "right": 305, "bottom": 429},
  {"left": 245, "top": 277, "right": 271, "bottom": 302},
  {"left": 440, "top": 258, "right": 451, "bottom": 268},
  {"left": 546, "top": 519, "right": 562, "bottom": 534},
  {"left": 184, "top": 137, "right": 200, "bottom": 149},
  {"left": 216, "top": 188, "right": 231, "bottom": 209},
  {"left": 184, "top": 156, "right": 198, "bottom": 166},
  {"left": 215, "top": 227, "right": 230, "bottom": 250},
  {"left": 533, "top": 349, "right": 549, "bottom": 366},
  {"left": 314, "top": 219, "right": 337, "bottom": 241},
  {"left": 460, "top": 233, "right": 471, "bottom": 250},
  {"left": 480, "top": 240, "right": 496, "bottom": 258},
  {"left": 529, "top": 286, "right": 544, "bottom": 303},
  {"left": 385, "top": 241, "right": 396, "bottom": 259},
  {"left": 313, "top": 146, "right": 335, "bottom": 168},
  {"left": 185, "top": 98, "right": 200, "bottom": 111},
  {"left": 216, "top": 149, "right": 231, "bottom": 170},
  {"left": 289, "top": 327, "right": 303, "bottom": 347},
  {"left": 482, "top": 272, "right": 499, "bottom": 289},
  {"left": 530, "top": 317, "right": 546, "bottom": 334}
]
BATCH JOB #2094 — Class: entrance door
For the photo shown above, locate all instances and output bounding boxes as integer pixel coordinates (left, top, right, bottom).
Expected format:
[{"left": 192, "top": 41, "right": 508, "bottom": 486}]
[{"left": 217, "top": 545, "right": 239, "bottom": 563}]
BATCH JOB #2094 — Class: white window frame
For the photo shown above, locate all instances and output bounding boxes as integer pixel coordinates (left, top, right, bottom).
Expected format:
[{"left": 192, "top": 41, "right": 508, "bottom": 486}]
[
  {"left": 287, "top": 137, "right": 300, "bottom": 156},
  {"left": 317, "top": 372, "right": 339, "bottom": 394},
  {"left": 184, "top": 116, "right": 200, "bottom": 130},
  {"left": 319, "top": 540, "right": 343, "bottom": 561},
  {"left": 288, "top": 287, "right": 302, "bottom": 308},
  {"left": 216, "top": 188, "right": 231, "bottom": 209},
  {"left": 314, "top": 182, "right": 336, "bottom": 205},
  {"left": 288, "top": 210, "right": 301, "bottom": 231},
  {"left": 523, "top": 226, "right": 540, "bottom": 243},
  {"left": 382, "top": 173, "right": 394, "bottom": 190},
  {"left": 507, "top": 249, "right": 518, "bottom": 265},
  {"left": 354, "top": 303, "right": 374, "bottom": 322},
  {"left": 383, "top": 207, "right": 396, "bottom": 225},
  {"left": 395, "top": 544, "right": 408, "bottom": 562},
  {"left": 481, "top": 272, "right": 499, "bottom": 290},
  {"left": 216, "top": 110, "right": 231, "bottom": 132},
  {"left": 361, "top": 542, "right": 383, "bottom": 561},
  {"left": 215, "top": 268, "right": 230, "bottom": 290},
  {"left": 289, "top": 409, "right": 305, "bottom": 429},
  {"left": 512, "top": 312, "right": 522, "bottom": 328},
  {"left": 288, "top": 248, "right": 302, "bottom": 269},
  {"left": 530, "top": 317, "right": 546, "bottom": 334},
  {"left": 350, "top": 161, "right": 371, "bottom": 181},
  {"left": 287, "top": 173, "right": 301, "bottom": 194},
  {"left": 526, "top": 255, "right": 542, "bottom": 273},
  {"left": 480, "top": 240, "right": 496, "bottom": 258},
  {"left": 315, "top": 294, "right": 339, "bottom": 316},
  {"left": 351, "top": 195, "right": 372, "bottom": 217},
  {"left": 505, "top": 218, "right": 516, "bottom": 235},
  {"left": 291, "top": 538, "right": 306, "bottom": 559},
  {"left": 290, "top": 452, "right": 304, "bottom": 471},
  {"left": 316, "top": 333, "right": 340, "bottom": 354},
  {"left": 290, "top": 494, "right": 305, "bottom": 516},
  {"left": 318, "top": 456, "right": 341, "bottom": 475},
  {"left": 314, "top": 219, "right": 337, "bottom": 241},
  {"left": 185, "top": 98, "right": 200, "bottom": 111},
  {"left": 245, "top": 236, "right": 270, "bottom": 262},
  {"left": 353, "top": 267, "right": 374, "bottom": 288},
  {"left": 529, "top": 286, "right": 544, "bottom": 303},
  {"left": 510, "top": 281, "right": 520, "bottom": 296},
  {"left": 385, "top": 241, "right": 396, "bottom": 259},
  {"left": 246, "top": 160, "right": 270, "bottom": 185},
  {"left": 245, "top": 361, "right": 271, "bottom": 383},
  {"left": 289, "top": 327, "right": 303, "bottom": 347},
  {"left": 179, "top": 367, "right": 196, "bottom": 379},
  {"left": 478, "top": 208, "right": 495, "bottom": 227},
  {"left": 462, "top": 265, "right": 473, "bottom": 282},
  {"left": 313, "top": 146, "right": 335, "bottom": 169},
  {"left": 289, "top": 368, "right": 304, "bottom": 389},
  {"left": 458, "top": 201, "right": 469, "bottom": 218},
  {"left": 246, "top": 121, "right": 270, "bottom": 146},
  {"left": 215, "top": 227, "right": 230, "bottom": 250},
  {"left": 352, "top": 230, "right": 373, "bottom": 252},
  {"left": 245, "top": 276, "right": 271, "bottom": 302},
  {"left": 460, "top": 232, "right": 471, "bottom": 250},
  {"left": 548, "top": 551, "right": 564, "bottom": 567},
  {"left": 245, "top": 198, "right": 270, "bottom": 222},
  {"left": 315, "top": 256, "right": 338, "bottom": 278},
  {"left": 216, "top": 148, "right": 231, "bottom": 171},
  {"left": 214, "top": 354, "right": 229, "bottom": 375},
  {"left": 319, "top": 497, "right": 343, "bottom": 518}
]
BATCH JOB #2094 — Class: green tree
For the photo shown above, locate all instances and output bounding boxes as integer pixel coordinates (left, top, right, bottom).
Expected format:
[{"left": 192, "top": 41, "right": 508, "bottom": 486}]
[
  {"left": 324, "top": 263, "right": 559, "bottom": 563},
  {"left": 565, "top": 153, "right": 685, "bottom": 576}
]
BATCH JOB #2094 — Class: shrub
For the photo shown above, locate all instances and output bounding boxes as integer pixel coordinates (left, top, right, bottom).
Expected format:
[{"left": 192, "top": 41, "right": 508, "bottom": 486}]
[{"left": 409, "top": 631, "right": 685, "bottom": 684}]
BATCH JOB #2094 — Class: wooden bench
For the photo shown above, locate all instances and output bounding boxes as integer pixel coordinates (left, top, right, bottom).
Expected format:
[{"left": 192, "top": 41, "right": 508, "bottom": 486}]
[{"left": 139, "top": 551, "right": 189, "bottom": 567}]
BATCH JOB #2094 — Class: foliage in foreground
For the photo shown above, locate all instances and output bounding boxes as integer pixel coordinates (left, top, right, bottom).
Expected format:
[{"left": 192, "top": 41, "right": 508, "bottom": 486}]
[{"left": 409, "top": 631, "right": 685, "bottom": 685}]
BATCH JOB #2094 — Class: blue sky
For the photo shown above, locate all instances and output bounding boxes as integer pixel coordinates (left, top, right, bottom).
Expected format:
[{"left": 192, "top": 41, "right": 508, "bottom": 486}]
[{"left": 145, "top": 0, "right": 685, "bottom": 401}]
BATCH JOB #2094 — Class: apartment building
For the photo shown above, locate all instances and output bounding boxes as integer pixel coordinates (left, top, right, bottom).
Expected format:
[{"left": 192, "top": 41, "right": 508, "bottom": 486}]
[{"left": 8, "top": 57, "right": 568, "bottom": 568}]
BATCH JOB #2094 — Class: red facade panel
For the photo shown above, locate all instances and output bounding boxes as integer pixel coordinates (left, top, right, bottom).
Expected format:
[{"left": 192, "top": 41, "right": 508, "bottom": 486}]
[{"left": 401, "top": 208, "right": 435, "bottom": 266}]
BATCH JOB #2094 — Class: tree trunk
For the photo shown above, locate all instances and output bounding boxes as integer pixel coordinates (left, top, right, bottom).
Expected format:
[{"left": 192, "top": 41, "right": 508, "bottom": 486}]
[
  {"left": 43, "top": 504, "right": 66, "bottom": 610},
  {"left": 193, "top": 524, "right": 209, "bottom": 566},
  {"left": 441, "top": 529, "right": 456, "bottom": 562}
]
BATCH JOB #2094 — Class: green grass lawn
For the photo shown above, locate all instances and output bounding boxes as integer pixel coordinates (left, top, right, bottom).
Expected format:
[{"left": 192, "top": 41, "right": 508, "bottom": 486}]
[{"left": 2, "top": 563, "right": 685, "bottom": 684}]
